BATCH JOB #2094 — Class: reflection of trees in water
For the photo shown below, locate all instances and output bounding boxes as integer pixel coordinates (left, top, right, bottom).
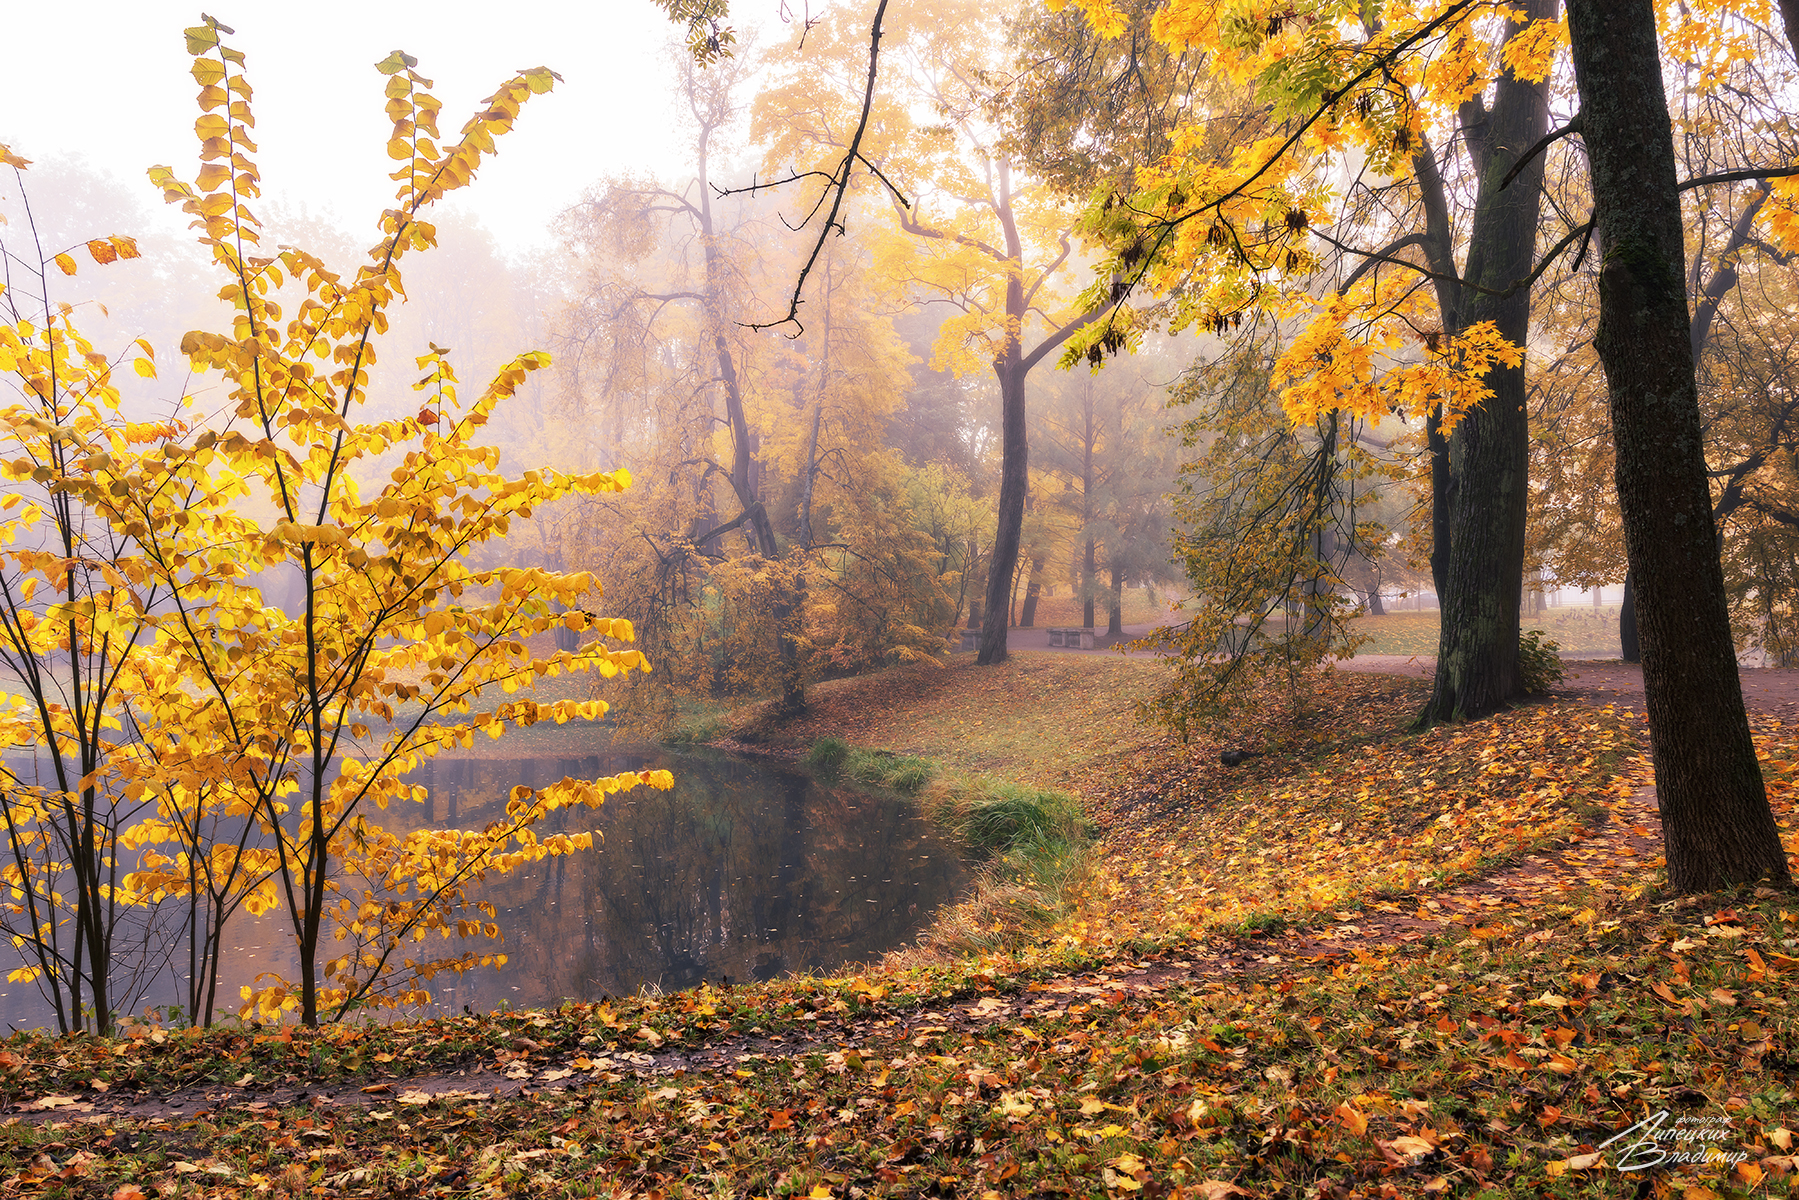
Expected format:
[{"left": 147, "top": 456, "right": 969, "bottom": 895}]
[
  {"left": 411, "top": 751, "right": 964, "bottom": 1012},
  {"left": 1, "top": 749, "right": 964, "bottom": 1029}
]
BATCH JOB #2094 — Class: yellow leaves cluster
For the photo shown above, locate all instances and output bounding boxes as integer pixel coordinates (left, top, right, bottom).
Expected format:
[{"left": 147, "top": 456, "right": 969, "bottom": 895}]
[
  {"left": 1764, "top": 176, "right": 1799, "bottom": 257},
  {"left": 0, "top": 24, "right": 654, "bottom": 1026},
  {"left": 1659, "top": 0, "right": 1766, "bottom": 89},
  {"left": 1500, "top": 15, "right": 1567, "bottom": 83},
  {"left": 1059, "top": 1, "right": 1561, "bottom": 428},
  {"left": 1273, "top": 285, "right": 1522, "bottom": 430},
  {"left": 1045, "top": 0, "right": 1128, "bottom": 39}
]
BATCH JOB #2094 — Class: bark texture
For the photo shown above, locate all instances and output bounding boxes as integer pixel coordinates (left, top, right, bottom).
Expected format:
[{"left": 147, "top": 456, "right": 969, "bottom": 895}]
[
  {"left": 1414, "top": 0, "right": 1557, "bottom": 723},
  {"left": 1620, "top": 570, "right": 1641, "bottom": 662},
  {"left": 1567, "top": 0, "right": 1792, "bottom": 889}
]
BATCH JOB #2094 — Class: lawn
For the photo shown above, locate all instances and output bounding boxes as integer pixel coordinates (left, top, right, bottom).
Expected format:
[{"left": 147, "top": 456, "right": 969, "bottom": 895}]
[
  {"left": 1019, "top": 586, "right": 1185, "bottom": 631},
  {"left": 1353, "top": 606, "right": 1627, "bottom": 656},
  {"left": 725, "top": 655, "right": 1173, "bottom": 787}
]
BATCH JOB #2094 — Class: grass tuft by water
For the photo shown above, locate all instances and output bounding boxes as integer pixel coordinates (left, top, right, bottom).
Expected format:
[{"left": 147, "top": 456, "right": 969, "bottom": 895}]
[{"left": 806, "top": 738, "right": 936, "bottom": 795}]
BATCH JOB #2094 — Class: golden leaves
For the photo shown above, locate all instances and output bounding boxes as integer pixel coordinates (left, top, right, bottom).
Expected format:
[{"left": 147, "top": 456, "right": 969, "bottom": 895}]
[
  {"left": 0, "top": 19, "right": 643, "bottom": 1027},
  {"left": 1047, "top": 0, "right": 1128, "bottom": 39},
  {"left": 1501, "top": 15, "right": 1569, "bottom": 83},
  {"left": 375, "top": 50, "right": 421, "bottom": 76},
  {"left": 1271, "top": 281, "right": 1522, "bottom": 432}
]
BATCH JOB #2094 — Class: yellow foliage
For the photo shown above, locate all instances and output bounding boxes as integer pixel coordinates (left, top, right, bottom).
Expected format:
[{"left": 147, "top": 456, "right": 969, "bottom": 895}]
[{"left": 0, "top": 19, "right": 654, "bottom": 1030}]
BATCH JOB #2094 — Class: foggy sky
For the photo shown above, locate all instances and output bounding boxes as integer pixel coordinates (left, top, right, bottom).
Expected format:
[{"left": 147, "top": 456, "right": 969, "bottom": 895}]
[{"left": 4, "top": 1, "right": 777, "bottom": 258}]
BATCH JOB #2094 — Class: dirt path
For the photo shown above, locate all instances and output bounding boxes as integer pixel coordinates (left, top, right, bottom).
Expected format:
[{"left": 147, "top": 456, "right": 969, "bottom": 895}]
[{"left": 1343, "top": 654, "right": 1799, "bottom": 719}]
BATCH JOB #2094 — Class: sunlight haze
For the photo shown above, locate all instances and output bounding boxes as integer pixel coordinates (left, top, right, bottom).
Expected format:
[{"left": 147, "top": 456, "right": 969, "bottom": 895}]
[{"left": 3, "top": 1, "right": 729, "bottom": 257}]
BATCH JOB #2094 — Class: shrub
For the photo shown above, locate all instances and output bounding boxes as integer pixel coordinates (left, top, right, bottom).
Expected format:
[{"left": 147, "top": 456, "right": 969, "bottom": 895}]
[{"left": 1519, "top": 629, "right": 1567, "bottom": 693}]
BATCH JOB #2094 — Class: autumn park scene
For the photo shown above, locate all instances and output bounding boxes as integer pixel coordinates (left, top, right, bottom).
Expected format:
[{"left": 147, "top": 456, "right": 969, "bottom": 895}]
[{"left": 3, "top": 0, "right": 1799, "bottom": 1195}]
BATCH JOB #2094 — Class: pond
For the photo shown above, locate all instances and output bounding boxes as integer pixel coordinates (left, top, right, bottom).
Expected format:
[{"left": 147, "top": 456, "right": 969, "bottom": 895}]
[{"left": 0, "top": 747, "right": 967, "bottom": 1031}]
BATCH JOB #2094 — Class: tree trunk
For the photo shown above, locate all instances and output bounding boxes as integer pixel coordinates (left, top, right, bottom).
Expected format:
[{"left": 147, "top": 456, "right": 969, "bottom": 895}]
[
  {"left": 978, "top": 349, "right": 1028, "bottom": 664},
  {"left": 1567, "top": 0, "right": 1792, "bottom": 890},
  {"left": 1108, "top": 564, "right": 1123, "bottom": 636},
  {"left": 1019, "top": 553, "right": 1046, "bottom": 627},
  {"left": 1081, "top": 537, "right": 1096, "bottom": 629},
  {"left": 1414, "top": 0, "right": 1556, "bottom": 724},
  {"left": 1367, "top": 589, "right": 1385, "bottom": 616},
  {"left": 970, "top": 165, "right": 1105, "bottom": 664},
  {"left": 1620, "top": 569, "right": 1640, "bottom": 662},
  {"left": 1082, "top": 382, "right": 1097, "bottom": 630},
  {"left": 1426, "top": 407, "right": 1452, "bottom": 601}
]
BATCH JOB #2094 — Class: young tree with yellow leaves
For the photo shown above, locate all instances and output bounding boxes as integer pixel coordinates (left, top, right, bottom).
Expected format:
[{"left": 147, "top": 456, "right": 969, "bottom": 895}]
[
  {"left": 0, "top": 145, "right": 170, "bottom": 1036},
  {"left": 0, "top": 18, "right": 674, "bottom": 1030}
]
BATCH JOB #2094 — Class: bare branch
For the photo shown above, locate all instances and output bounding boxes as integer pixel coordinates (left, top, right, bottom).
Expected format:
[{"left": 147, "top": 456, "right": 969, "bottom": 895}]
[
  {"left": 1679, "top": 165, "right": 1799, "bottom": 191},
  {"left": 1498, "top": 112, "right": 1583, "bottom": 192},
  {"left": 742, "top": 0, "right": 905, "bottom": 334}
]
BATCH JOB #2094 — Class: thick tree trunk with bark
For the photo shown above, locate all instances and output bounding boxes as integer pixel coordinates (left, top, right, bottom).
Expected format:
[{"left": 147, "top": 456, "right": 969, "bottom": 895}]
[
  {"left": 1620, "top": 569, "right": 1641, "bottom": 662},
  {"left": 1414, "top": 0, "right": 1556, "bottom": 724},
  {"left": 1567, "top": 0, "right": 1792, "bottom": 889}
]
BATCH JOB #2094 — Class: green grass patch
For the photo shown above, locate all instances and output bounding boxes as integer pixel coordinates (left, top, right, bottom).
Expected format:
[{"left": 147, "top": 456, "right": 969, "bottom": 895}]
[
  {"left": 1353, "top": 606, "right": 1626, "bottom": 656},
  {"left": 945, "top": 777, "right": 1090, "bottom": 859},
  {"left": 806, "top": 737, "right": 935, "bottom": 794},
  {"left": 724, "top": 655, "right": 1173, "bottom": 788}
]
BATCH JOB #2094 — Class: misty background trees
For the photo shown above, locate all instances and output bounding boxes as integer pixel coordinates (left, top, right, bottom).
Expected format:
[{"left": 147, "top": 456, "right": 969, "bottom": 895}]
[{"left": 8, "top": 0, "right": 1799, "bottom": 920}]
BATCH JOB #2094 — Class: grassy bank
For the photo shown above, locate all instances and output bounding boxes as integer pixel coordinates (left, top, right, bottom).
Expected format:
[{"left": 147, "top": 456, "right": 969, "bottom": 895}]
[
  {"left": 6, "top": 659, "right": 1799, "bottom": 1199},
  {"left": 720, "top": 656, "right": 1171, "bottom": 788}
]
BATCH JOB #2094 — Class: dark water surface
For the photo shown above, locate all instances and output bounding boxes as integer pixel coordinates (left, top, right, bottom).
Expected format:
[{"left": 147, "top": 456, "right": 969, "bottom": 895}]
[{"left": 0, "top": 747, "right": 966, "bottom": 1030}]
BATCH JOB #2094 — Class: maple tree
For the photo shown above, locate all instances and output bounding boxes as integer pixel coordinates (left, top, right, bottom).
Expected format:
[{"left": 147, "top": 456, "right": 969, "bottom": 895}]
[
  {"left": 1035, "top": 0, "right": 1555, "bottom": 721},
  {"left": 1032, "top": 0, "right": 1563, "bottom": 723}
]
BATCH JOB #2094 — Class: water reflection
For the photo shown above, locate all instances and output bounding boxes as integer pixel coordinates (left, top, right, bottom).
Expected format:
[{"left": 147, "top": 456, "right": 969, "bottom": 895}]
[
  {"left": 0, "top": 748, "right": 965, "bottom": 1029},
  {"left": 416, "top": 748, "right": 964, "bottom": 1012}
]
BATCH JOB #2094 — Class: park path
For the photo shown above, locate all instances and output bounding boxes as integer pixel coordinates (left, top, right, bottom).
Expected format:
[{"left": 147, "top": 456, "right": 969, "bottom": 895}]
[{"left": 1340, "top": 653, "right": 1799, "bottom": 720}]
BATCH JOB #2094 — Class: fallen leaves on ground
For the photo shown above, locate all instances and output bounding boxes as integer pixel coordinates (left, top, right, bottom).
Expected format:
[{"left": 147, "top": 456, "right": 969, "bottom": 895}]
[
  {"left": 4, "top": 666, "right": 1797, "bottom": 1199},
  {"left": 1075, "top": 688, "right": 1648, "bottom": 940}
]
